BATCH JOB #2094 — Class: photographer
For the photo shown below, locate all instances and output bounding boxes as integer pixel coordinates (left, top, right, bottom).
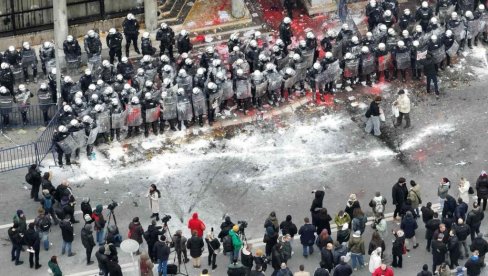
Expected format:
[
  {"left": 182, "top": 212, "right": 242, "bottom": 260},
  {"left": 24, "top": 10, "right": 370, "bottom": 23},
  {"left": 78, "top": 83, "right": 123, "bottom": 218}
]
[
  {"left": 205, "top": 230, "right": 220, "bottom": 270},
  {"left": 128, "top": 217, "right": 144, "bottom": 255},
  {"left": 91, "top": 205, "right": 106, "bottom": 246},
  {"left": 172, "top": 230, "right": 189, "bottom": 264},
  {"left": 144, "top": 220, "right": 165, "bottom": 262},
  {"left": 219, "top": 216, "right": 234, "bottom": 241},
  {"left": 154, "top": 235, "right": 170, "bottom": 276},
  {"left": 25, "top": 164, "right": 42, "bottom": 202}
]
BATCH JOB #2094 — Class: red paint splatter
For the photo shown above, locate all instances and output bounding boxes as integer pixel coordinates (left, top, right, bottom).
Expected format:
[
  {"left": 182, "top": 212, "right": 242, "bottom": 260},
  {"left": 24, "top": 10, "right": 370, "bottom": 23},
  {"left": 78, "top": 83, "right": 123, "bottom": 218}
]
[{"left": 194, "top": 35, "right": 206, "bottom": 43}]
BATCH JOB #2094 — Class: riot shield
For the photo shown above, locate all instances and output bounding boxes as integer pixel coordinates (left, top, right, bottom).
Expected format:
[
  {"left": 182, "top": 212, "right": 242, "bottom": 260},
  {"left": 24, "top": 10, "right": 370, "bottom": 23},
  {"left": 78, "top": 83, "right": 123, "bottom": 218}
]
[
  {"left": 144, "top": 106, "right": 161, "bottom": 123},
  {"left": 254, "top": 81, "right": 268, "bottom": 98},
  {"left": 192, "top": 94, "right": 207, "bottom": 116},
  {"left": 208, "top": 90, "right": 223, "bottom": 110},
  {"left": 45, "top": 59, "right": 56, "bottom": 75},
  {"left": 221, "top": 80, "right": 234, "bottom": 100},
  {"left": 453, "top": 24, "right": 466, "bottom": 42},
  {"left": 467, "top": 19, "right": 480, "bottom": 39},
  {"left": 111, "top": 110, "right": 127, "bottom": 129},
  {"left": 87, "top": 126, "right": 99, "bottom": 145},
  {"left": 283, "top": 74, "right": 297, "bottom": 89},
  {"left": 377, "top": 53, "right": 392, "bottom": 72},
  {"left": 323, "top": 60, "right": 341, "bottom": 83},
  {"left": 395, "top": 52, "right": 411, "bottom": 70},
  {"left": 302, "top": 49, "right": 314, "bottom": 68},
  {"left": 267, "top": 72, "right": 283, "bottom": 91},
  {"left": 344, "top": 59, "right": 359, "bottom": 78},
  {"left": 235, "top": 79, "right": 252, "bottom": 99},
  {"left": 57, "top": 135, "right": 77, "bottom": 155},
  {"left": 71, "top": 129, "right": 87, "bottom": 148},
  {"left": 177, "top": 100, "right": 193, "bottom": 121},
  {"left": 126, "top": 105, "right": 143, "bottom": 127},
  {"left": 361, "top": 55, "right": 376, "bottom": 75},
  {"left": 446, "top": 41, "right": 459, "bottom": 57},
  {"left": 162, "top": 96, "right": 178, "bottom": 120},
  {"left": 178, "top": 76, "right": 193, "bottom": 94},
  {"left": 12, "top": 65, "right": 23, "bottom": 81},
  {"left": 295, "top": 62, "right": 308, "bottom": 81},
  {"left": 331, "top": 42, "right": 343, "bottom": 61},
  {"left": 97, "top": 111, "right": 110, "bottom": 133},
  {"left": 431, "top": 46, "right": 446, "bottom": 64},
  {"left": 276, "top": 56, "right": 290, "bottom": 71}
]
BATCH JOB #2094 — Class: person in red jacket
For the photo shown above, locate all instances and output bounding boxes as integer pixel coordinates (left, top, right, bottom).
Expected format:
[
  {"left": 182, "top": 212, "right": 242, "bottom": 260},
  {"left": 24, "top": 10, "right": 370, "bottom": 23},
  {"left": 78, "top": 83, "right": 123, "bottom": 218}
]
[
  {"left": 188, "top": 213, "right": 206, "bottom": 238},
  {"left": 372, "top": 264, "right": 394, "bottom": 276}
]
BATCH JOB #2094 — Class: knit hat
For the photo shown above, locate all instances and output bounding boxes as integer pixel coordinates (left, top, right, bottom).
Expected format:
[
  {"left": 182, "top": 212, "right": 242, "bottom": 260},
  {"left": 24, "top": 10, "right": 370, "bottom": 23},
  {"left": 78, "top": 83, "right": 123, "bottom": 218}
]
[
  {"left": 38, "top": 207, "right": 45, "bottom": 215},
  {"left": 232, "top": 224, "right": 239, "bottom": 232},
  {"left": 353, "top": 230, "right": 361, "bottom": 237},
  {"left": 398, "top": 89, "right": 405, "bottom": 95},
  {"left": 471, "top": 255, "right": 479, "bottom": 261},
  {"left": 16, "top": 210, "right": 24, "bottom": 216},
  {"left": 95, "top": 204, "right": 103, "bottom": 214}
]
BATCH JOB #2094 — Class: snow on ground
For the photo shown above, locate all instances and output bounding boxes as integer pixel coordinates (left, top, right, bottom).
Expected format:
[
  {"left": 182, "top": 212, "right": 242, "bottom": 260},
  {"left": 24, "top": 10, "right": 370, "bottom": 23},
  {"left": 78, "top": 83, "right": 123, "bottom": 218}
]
[{"left": 399, "top": 123, "right": 456, "bottom": 151}]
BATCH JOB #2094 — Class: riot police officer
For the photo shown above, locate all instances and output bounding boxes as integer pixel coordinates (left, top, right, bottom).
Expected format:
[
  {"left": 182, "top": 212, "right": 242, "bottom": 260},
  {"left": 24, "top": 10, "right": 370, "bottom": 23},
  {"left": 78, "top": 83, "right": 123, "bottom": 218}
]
[
  {"left": 416, "top": 1, "right": 434, "bottom": 31},
  {"left": 0, "top": 63, "right": 15, "bottom": 97},
  {"left": 159, "top": 79, "right": 178, "bottom": 132},
  {"left": 279, "top": 17, "right": 293, "bottom": 53},
  {"left": 142, "top": 92, "right": 159, "bottom": 137},
  {"left": 14, "top": 84, "right": 33, "bottom": 125},
  {"left": 53, "top": 125, "right": 72, "bottom": 166},
  {"left": 122, "top": 13, "right": 141, "bottom": 56},
  {"left": 191, "top": 87, "right": 207, "bottom": 127},
  {"left": 141, "top": 32, "right": 156, "bottom": 56},
  {"left": 82, "top": 115, "right": 97, "bottom": 160},
  {"left": 20, "top": 42, "right": 38, "bottom": 83},
  {"left": 37, "top": 83, "right": 53, "bottom": 125},
  {"left": 394, "top": 40, "right": 411, "bottom": 82},
  {"left": 106, "top": 28, "right": 123, "bottom": 64},
  {"left": 156, "top": 23, "right": 175, "bottom": 60},
  {"left": 63, "top": 35, "right": 82, "bottom": 61},
  {"left": 100, "top": 60, "right": 115, "bottom": 84},
  {"left": 205, "top": 82, "right": 221, "bottom": 125},
  {"left": 0, "top": 86, "right": 13, "bottom": 127},
  {"left": 117, "top": 57, "right": 134, "bottom": 81},
  {"left": 110, "top": 98, "right": 124, "bottom": 141},
  {"left": 79, "top": 69, "right": 93, "bottom": 93},
  {"left": 399, "top": 9, "right": 414, "bottom": 31},
  {"left": 4, "top": 45, "right": 21, "bottom": 67},
  {"left": 39, "top": 41, "right": 55, "bottom": 76},
  {"left": 177, "top": 30, "right": 193, "bottom": 54},
  {"left": 84, "top": 30, "right": 102, "bottom": 58}
]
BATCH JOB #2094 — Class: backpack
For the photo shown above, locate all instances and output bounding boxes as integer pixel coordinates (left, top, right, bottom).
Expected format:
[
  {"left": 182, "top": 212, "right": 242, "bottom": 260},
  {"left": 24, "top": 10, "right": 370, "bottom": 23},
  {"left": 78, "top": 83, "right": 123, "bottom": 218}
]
[
  {"left": 222, "top": 235, "right": 233, "bottom": 253},
  {"left": 43, "top": 197, "right": 53, "bottom": 210},
  {"left": 25, "top": 173, "right": 33, "bottom": 185},
  {"left": 39, "top": 217, "right": 52, "bottom": 232}
]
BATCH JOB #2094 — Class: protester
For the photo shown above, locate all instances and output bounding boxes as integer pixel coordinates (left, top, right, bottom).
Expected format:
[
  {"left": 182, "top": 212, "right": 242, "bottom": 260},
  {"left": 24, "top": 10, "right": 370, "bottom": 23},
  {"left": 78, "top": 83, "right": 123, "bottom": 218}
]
[
  {"left": 48, "top": 256, "right": 62, "bottom": 276},
  {"left": 188, "top": 212, "right": 206, "bottom": 238},
  {"left": 128, "top": 217, "right": 144, "bottom": 254},
  {"left": 154, "top": 235, "right": 170, "bottom": 276},
  {"left": 81, "top": 223, "right": 96, "bottom": 265},
  {"left": 139, "top": 251, "right": 154, "bottom": 276},
  {"left": 298, "top": 217, "right": 316, "bottom": 257},
  {"left": 187, "top": 230, "right": 204, "bottom": 268}
]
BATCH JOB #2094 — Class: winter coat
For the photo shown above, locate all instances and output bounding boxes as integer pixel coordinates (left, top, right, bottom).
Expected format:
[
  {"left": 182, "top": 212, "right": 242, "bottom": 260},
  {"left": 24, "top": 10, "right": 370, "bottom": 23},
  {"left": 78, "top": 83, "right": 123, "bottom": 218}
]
[
  {"left": 205, "top": 236, "right": 220, "bottom": 255},
  {"left": 310, "top": 191, "right": 325, "bottom": 223},
  {"left": 392, "top": 234, "right": 405, "bottom": 256},
  {"left": 298, "top": 223, "right": 316, "bottom": 246},
  {"left": 271, "top": 245, "right": 284, "bottom": 270},
  {"left": 448, "top": 235, "right": 460, "bottom": 260},
  {"left": 145, "top": 224, "right": 163, "bottom": 246},
  {"left": 421, "top": 206, "right": 435, "bottom": 224},
  {"left": 400, "top": 213, "right": 418, "bottom": 238},
  {"left": 334, "top": 214, "right": 351, "bottom": 229},
  {"left": 336, "top": 228, "right": 350, "bottom": 244},
  {"left": 315, "top": 212, "right": 332, "bottom": 235},
  {"left": 24, "top": 228, "right": 40, "bottom": 249},
  {"left": 139, "top": 252, "right": 154, "bottom": 276},
  {"left": 344, "top": 200, "right": 360, "bottom": 220},
  {"left": 351, "top": 215, "right": 367, "bottom": 234},
  {"left": 394, "top": 94, "right": 411, "bottom": 113},
  {"left": 423, "top": 56, "right": 437, "bottom": 76},
  {"left": 458, "top": 181, "right": 470, "bottom": 204},
  {"left": 81, "top": 224, "right": 96, "bottom": 249},
  {"left": 476, "top": 176, "right": 488, "bottom": 198},
  {"left": 279, "top": 219, "right": 298, "bottom": 237},
  {"left": 392, "top": 183, "right": 408, "bottom": 206},
  {"left": 368, "top": 239, "right": 386, "bottom": 255},
  {"left": 332, "top": 244, "right": 348, "bottom": 265},
  {"left": 241, "top": 248, "right": 253, "bottom": 268},
  {"left": 368, "top": 248, "right": 382, "bottom": 273},
  {"left": 438, "top": 183, "right": 450, "bottom": 199},
  {"left": 425, "top": 218, "right": 441, "bottom": 239},
  {"left": 186, "top": 235, "right": 204, "bottom": 258},
  {"left": 372, "top": 266, "right": 394, "bottom": 276},
  {"left": 417, "top": 271, "right": 433, "bottom": 276},
  {"left": 48, "top": 261, "right": 63, "bottom": 276},
  {"left": 188, "top": 213, "right": 206, "bottom": 237},
  {"left": 277, "top": 268, "right": 293, "bottom": 276},
  {"left": 264, "top": 214, "right": 280, "bottom": 232},
  {"left": 332, "top": 262, "right": 353, "bottom": 276},
  {"left": 466, "top": 209, "right": 484, "bottom": 228},
  {"left": 465, "top": 256, "right": 483, "bottom": 276},
  {"left": 348, "top": 236, "right": 365, "bottom": 254},
  {"left": 59, "top": 220, "right": 74, "bottom": 242},
  {"left": 128, "top": 221, "right": 144, "bottom": 244},
  {"left": 320, "top": 247, "right": 334, "bottom": 271},
  {"left": 470, "top": 237, "right": 488, "bottom": 256},
  {"left": 408, "top": 185, "right": 422, "bottom": 209},
  {"left": 229, "top": 229, "right": 243, "bottom": 250},
  {"left": 153, "top": 240, "right": 170, "bottom": 261},
  {"left": 432, "top": 239, "right": 448, "bottom": 264},
  {"left": 147, "top": 191, "right": 160, "bottom": 214},
  {"left": 455, "top": 202, "right": 468, "bottom": 221},
  {"left": 454, "top": 223, "right": 471, "bottom": 241}
]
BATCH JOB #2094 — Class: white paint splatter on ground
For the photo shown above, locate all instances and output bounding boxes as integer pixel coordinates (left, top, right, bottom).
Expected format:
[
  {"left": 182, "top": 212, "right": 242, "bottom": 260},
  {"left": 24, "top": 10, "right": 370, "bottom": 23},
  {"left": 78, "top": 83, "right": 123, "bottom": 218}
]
[{"left": 400, "top": 124, "right": 456, "bottom": 151}]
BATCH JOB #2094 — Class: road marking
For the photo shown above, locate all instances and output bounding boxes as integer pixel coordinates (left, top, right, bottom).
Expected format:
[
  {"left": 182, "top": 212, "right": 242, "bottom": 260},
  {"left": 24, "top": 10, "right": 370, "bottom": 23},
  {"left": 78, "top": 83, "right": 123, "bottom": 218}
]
[{"left": 66, "top": 204, "right": 441, "bottom": 276}]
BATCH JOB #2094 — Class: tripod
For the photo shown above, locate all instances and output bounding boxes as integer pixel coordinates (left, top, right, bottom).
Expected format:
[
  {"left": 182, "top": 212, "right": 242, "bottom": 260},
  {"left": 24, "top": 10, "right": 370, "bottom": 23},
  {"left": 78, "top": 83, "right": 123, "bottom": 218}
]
[
  {"left": 165, "top": 222, "right": 189, "bottom": 276},
  {"left": 238, "top": 228, "right": 248, "bottom": 246}
]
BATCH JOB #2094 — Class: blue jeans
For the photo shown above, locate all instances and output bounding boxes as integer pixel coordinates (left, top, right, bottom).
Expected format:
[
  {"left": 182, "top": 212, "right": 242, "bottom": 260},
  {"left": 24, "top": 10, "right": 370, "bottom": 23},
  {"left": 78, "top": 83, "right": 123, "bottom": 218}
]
[
  {"left": 426, "top": 75, "right": 439, "bottom": 94},
  {"left": 350, "top": 253, "right": 364, "bottom": 269},
  {"left": 40, "top": 231, "right": 49, "bottom": 250},
  {"left": 158, "top": 259, "right": 168, "bottom": 276},
  {"left": 228, "top": 248, "right": 240, "bottom": 263},
  {"left": 61, "top": 241, "right": 72, "bottom": 255},
  {"left": 96, "top": 229, "right": 105, "bottom": 245},
  {"left": 302, "top": 244, "right": 314, "bottom": 256},
  {"left": 11, "top": 244, "right": 21, "bottom": 263}
]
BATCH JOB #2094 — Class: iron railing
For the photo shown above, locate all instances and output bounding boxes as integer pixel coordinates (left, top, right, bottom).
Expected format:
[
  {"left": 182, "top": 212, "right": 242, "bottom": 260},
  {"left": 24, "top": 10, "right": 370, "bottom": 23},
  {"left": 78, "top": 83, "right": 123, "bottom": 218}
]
[
  {"left": 0, "top": 108, "right": 59, "bottom": 172},
  {"left": 0, "top": 103, "right": 58, "bottom": 128}
]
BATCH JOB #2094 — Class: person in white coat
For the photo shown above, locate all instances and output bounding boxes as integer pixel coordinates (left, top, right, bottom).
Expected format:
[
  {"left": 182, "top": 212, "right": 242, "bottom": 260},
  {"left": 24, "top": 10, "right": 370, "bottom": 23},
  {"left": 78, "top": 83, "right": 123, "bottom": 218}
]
[
  {"left": 393, "top": 89, "right": 411, "bottom": 128},
  {"left": 369, "top": 247, "right": 382, "bottom": 273},
  {"left": 147, "top": 184, "right": 161, "bottom": 221},
  {"left": 458, "top": 177, "right": 471, "bottom": 205}
]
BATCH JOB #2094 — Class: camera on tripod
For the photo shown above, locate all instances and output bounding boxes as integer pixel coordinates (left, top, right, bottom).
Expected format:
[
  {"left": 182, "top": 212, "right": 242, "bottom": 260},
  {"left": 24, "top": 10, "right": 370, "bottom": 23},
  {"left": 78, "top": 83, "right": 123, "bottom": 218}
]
[
  {"left": 107, "top": 200, "right": 118, "bottom": 211},
  {"left": 237, "top": 220, "right": 248, "bottom": 233},
  {"left": 161, "top": 214, "right": 172, "bottom": 224}
]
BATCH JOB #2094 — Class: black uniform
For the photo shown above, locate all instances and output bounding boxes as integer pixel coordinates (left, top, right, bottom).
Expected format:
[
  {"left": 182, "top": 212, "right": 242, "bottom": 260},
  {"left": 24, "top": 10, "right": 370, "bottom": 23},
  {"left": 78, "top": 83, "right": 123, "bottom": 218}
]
[
  {"left": 20, "top": 47, "right": 38, "bottom": 82},
  {"left": 366, "top": 3, "right": 383, "bottom": 31},
  {"left": 142, "top": 98, "right": 159, "bottom": 137},
  {"left": 177, "top": 34, "right": 192, "bottom": 54},
  {"left": 279, "top": 22, "right": 293, "bottom": 53},
  {"left": 53, "top": 131, "right": 71, "bottom": 166},
  {"left": 39, "top": 46, "right": 55, "bottom": 75},
  {"left": 394, "top": 45, "right": 410, "bottom": 81},
  {"left": 122, "top": 18, "right": 140, "bottom": 56},
  {"left": 416, "top": 7, "right": 434, "bottom": 31},
  {"left": 156, "top": 26, "right": 175, "bottom": 60},
  {"left": 141, "top": 37, "right": 156, "bottom": 56},
  {"left": 4, "top": 49, "right": 21, "bottom": 67},
  {"left": 117, "top": 62, "right": 134, "bottom": 81},
  {"left": 84, "top": 35, "right": 102, "bottom": 58},
  {"left": 0, "top": 67, "right": 14, "bottom": 94},
  {"left": 106, "top": 32, "right": 123, "bottom": 64},
  {"left": 398, "top": 13, "right": 414, "bottom": 31},
  {"left": 63, "top": 40, "right": 81, "bottom": 60}
]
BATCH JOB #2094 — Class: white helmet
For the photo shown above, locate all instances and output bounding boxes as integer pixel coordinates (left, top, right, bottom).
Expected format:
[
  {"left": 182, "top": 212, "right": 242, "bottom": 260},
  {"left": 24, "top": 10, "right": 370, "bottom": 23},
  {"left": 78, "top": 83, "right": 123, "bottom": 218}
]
[
  {"left": 265, "top": 63, "right": 275, "bottom": 71},
  {"left": 431, "top": 35, "right": 438, "bottom": 41},
  {"left": 137, "top": 68, "right": 144, "bottom": 75},
  {"left": 85, "top": 68, "right": 91, "bottom": 75},
  {"left": 196, "top": 68, "right": 205, "bottom": 75},
  {"left": 127, "top": 13, "right": 134, "bottom": 20},
  {"left": 163, "top": 65, "right": 172, "bottom": 72},
  {"left": 351, "top": 36, "right": 359, "bottom": 44},
  {"left": 404, "top": 9, "right": 410, "bottom": 15},
  {"left": 250, "top": 40, "right": 258, "bottom": 48},
  {"left": 1, "top": 62, "right": 9, "bottom": 70},
  {"left": 230, "top": 33, "right": 239, "bottom": 40},
  {"left": 185, "top": 58, "right": 193, "bottom": 65},
  {"left": 236, "top": 58, "right": 244, "bottom": 65},
  {"left": 212, "top": 59, "right": 221, "bottom": 67},
  {"left": 342, "top": 23, "right": 349, "bottom": 30},
  {"left": 207, "top": 82, "right": 217, "bottom": 90},
  {"left": 123, "top": 83, "right": 131, "bottom": 90},
  {"left": 283, "top": 17, "right": 292, "bottom": 24},
  {"left": 58, "top": 125, "right": 68, "bottom": 133},
  {"left": 161, "top": 91, "right": 168, "bottom": 98},
  {"left": 326, "top": 30, "right": 335, "bottom": 37},
  {"left": 104, "top": 87, "right": 114, "bottom": 95},
  {"left": 361, "top": 46, "right": 369, "bottom": 53},
  {"left": 178, "top": 69, "right": 187, "bottom": 77},
  {"left": 116, "top": 74, "right": 123, "bottom": 81},
  {"left": 70, "top": 119, "right": 79, "bottom": 127},
  {"left": 160, "top": 55, "right": 169, "bottom": 62},
  {"left": 233, "top": 46, "right": 240, "bottom": 52},
  {"left": 142, "top": 55, "right": 151, "bottom": 62},
  {"left": 402, "top": 30, "right": 409, "bottom": 37},
  {"left": 206, "top": 46, "right": 215, "bottom": 53},
  {"left": 181, "top": 53, "right": 189, "bottom": 59},
  {"left": 18, "top": 84, "right": 26, "bottom": 91},
  {"left": 451, "top": 12, "right": 458, "bottom": 20},
  {"left": 272, "top": 45, "right": 280, "bottom": 53},
  {"left": 430, "top": 17, "right": 438, "bottom": 24},
  {"left": 94, "top": 104, "right": 104, "bottom": 112},
  {"left": 253, "top": 70, "right": 263, "bottom": 78},
  {"left": 66, "top": 35, "right": 73, "bottom": 42},
  {"left": 145, "top": 92, "right": 152, "bottom": 99},
  {"left": 161, "top": 23, "right": 168, "bottom": 29},
  {"left": 40, "top": 83, "right": 47, "bottom": 90},
  {"left": 293, "top": 53, "right": 301, "bottom": 61},
  {"left": 285, "top": 68, "right": 295, "bottom": 75},
  {"left": 64, "top": 76, "right": 72, "bottom": 83},
  {"left": 384, "top": 10, "right": 392, "bottom": 17},
  {"left": 465, "top": 11, "right": 473, "bottom": 18},
  {"left": 142, "top": 32, "right": 150, "bottom": 38},
  {"left": 236, "top": 69, "right": 244, "bottom": 76},
  {"left": 0, "top": 86, "right": 7, "bottom": 94},
  {"left": 43, "top": 42, "right": 51, "bottom": 48},
  {"left": 102, "top": 60, "right": 110, "bottom": 67},
  {"left": 75, "top": 97, "right": 83, "bottom": 105},
  {"left": 111, "top": 98, "right": 119, "bottom": 106},
  {"left": 88, "top": 84, "right": 96, "bottom": 91},
  {"left": 63, "top": 105, "right": 72, "bottom": 113},
  {"left": 421, "top": 1, "right": 428, "bottom": 8},
  {"left": 370, "top": 0, "right": 376, "bottom": 7},
  {"left": 480, "top": 4, "right": 485, "bottom": 11},
  {"left": 192, "top": 87, "right": 201, "bottom": 95},
  {"left": 121, "top": 57, "right": 128, "bottom": 63},
  {"left": 307, "top": 32, "right": 315, "bottom": 39},
  {"left": 299, "top": 40, "right": 306, "bottom": 48},
  {"left": 180, "top": 30, "right": 188, "bottom": 36},
  {"left": 88, "top": 30, "right": 96, "bottom": 38},
  {"left": 145, "top": 80, "right": 153, "bottom": 87},
  {"left": 51, "top": 68, "right": 57, "bottom": 74},
  {"left": 378, "top": 43, "right": 386, "bottom": 50},
  {"left": 313, "top": 62, "right": 322, "bottom": 70},
  {"left": 131, "top": 96, "right": 139, "bottom": 104},
  {"left": 445, "top": 30, "right": 453, "bottom": 37},
  {"left": 216, "top": 71, "right": 225, "bottom": 80},
  {"left": 379, "top": 24, "right": 387, "bottom": 32},
  {"left": 366, "top": 32, "right": 373, "bottom": 39},
  {"left": 254, "top": 31, "right": 261, "bottom": 38},
  {"left": 397, "top": 40, "right": 405, "bottom": 47},
  {"left": 415, "top": 25, "right": 423, "bottom": 33},
  {"left": 345, "top": 52, "right": 352, "bottom": 59},
  {"left": 82, "top": 115, "right": 93, "bottom": 124},
  {"left": 388, "top": 28, "right": 395, "bottom": 36},
  {"left": 23, "top": 42, "right": 30, "bottom": 49},
  {"left": 75, "top": 91, "right": 83, "bottom": 99},
  {"left": 163, "top": 78, "right": 172, "bottom": 86},
  {"left": 109, "top": 28, "right": 116, "bottom": 34},
  {"left": 276, "top": 39, "right": 284, "bottom": 46},
  {"left": 177, "top": 88, "right": 185, "bottom": 95},
  {"left": 413, "top": 40, "right": 420, "bottom": 47},
  {"left": 325, "top": 52, "right": 333, "bottom": 59},
  {"left": 97, "top": 79, "right": 104, "bottom": 86}
]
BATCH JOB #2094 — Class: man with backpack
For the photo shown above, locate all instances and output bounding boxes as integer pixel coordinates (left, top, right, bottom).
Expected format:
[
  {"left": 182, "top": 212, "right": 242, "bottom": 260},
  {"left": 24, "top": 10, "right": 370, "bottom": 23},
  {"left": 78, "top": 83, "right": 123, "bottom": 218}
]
[
  {"left": 224, "top": 225, "right": 242, "bottom": 263},
  {"left": 34, "top": 208, "right": 52, "bottom": 251},
  {"left": 25, "top": 164, "right": 42, "bottom": 202},
  {"left": 91, "top": 205, "right": 106, "bottom": 246},
  {"left": 40, "top": 189, "right": 59, "bottom": 225},
  {"left": 369, "top": 192, "right": 387, "bottom": 216}
]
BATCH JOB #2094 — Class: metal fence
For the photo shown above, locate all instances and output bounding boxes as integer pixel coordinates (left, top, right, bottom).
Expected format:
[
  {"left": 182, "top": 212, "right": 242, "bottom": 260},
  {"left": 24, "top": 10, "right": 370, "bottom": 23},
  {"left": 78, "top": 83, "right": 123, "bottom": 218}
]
[
  {"left": 0, "top": 108, "right": 59, "bottom": 172},
  {"left": 0, "top": 103, "right": 57, "bottom": 128}
]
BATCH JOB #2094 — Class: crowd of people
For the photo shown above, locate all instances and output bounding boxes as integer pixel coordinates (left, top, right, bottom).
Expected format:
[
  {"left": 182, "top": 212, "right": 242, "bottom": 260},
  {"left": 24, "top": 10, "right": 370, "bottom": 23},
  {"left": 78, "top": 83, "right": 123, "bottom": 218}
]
[
  {"left": 9, "top": 164, "right": 488, "bottom": 276},
  {"left": 0, "top": 0, "right": 484, "bottom": 165}
]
